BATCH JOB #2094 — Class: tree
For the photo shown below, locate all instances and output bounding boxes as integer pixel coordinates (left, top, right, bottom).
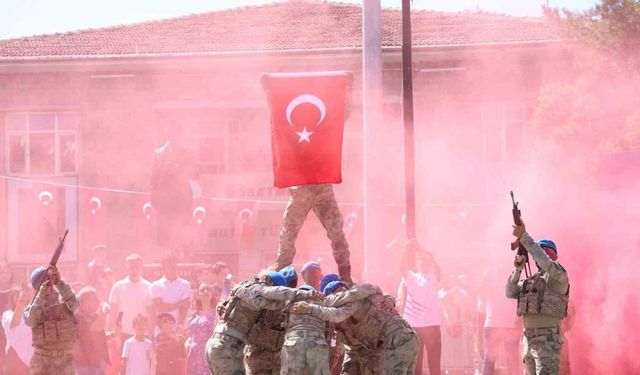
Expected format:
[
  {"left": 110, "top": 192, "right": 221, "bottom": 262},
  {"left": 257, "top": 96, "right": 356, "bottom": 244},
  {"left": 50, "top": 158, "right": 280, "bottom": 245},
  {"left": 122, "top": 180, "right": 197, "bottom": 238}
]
[{"left": 530, "top": 0, "right": 640, "bottom": 154}]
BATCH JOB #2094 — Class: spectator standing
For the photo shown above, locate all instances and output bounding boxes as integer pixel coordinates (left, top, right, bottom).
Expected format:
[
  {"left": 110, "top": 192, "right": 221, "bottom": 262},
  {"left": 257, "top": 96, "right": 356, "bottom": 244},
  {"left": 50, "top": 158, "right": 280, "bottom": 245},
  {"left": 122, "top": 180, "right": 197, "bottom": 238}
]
[
  {"left": 201, "top": 262, "right": 230, "bottom": 300},
  {"left": 108, "top": 254, "right": 151, "bottom": 341},
  {"left": 120, "top": 315, "right": 153, "bottom": 375},
  {"left": 75, "top": 287, "right": 120, "bottom": 375},
  {"left": 185, "top": 284, "right": 217, "bottom": 375},
  {"left": 155, "top": 312, "right": 186, "bottom": 375},
  {"left": 397, "top": 240, "right": 443, "bottom": 375},
  {"left": 1, "top": 287, "right": 32, "bottom": 375},
  {"left": 478, "top": 268, "right": 520, "bottom": 375},
  {"left": 150, "top": 254, "right": 192, "bottom": 329},
  {"left": 87, "top": 245, "right": 113, "bottom": 302}
]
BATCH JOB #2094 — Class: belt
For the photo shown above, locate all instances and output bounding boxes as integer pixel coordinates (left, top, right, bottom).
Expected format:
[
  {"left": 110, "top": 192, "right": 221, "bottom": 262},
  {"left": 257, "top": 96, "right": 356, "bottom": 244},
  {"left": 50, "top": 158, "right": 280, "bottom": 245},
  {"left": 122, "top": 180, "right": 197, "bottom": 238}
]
[
  {"left": 523, "top": 327, "right": 560, "bottom": 338},
  {"left": 215, "top": 325, "right": 246, "bottom": 342},
  {"left": 213, "top": 331, "right": 245, "bottom": 345},
  {"left": 34, "top": 348, "right": 73, "bottom": 358},
  {"left": 286, "top": 330, "right": 325, "bottom": 339}
]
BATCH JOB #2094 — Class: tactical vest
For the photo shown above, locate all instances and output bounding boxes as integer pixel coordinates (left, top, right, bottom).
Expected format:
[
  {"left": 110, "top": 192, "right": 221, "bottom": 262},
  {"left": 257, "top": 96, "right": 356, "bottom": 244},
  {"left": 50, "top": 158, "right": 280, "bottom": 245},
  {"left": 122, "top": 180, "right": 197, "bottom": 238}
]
[
  {"left": 517, "top": 272, "right": 569, "bottom": 319},
  {"left": 286, "top": 307, "right": 329, "bottom": 338},
  {"left": 336, "top": 297, "right": 390, "bottom": 352},
  {"left": 219, "top": 281, "right": 263, "bottom": 338},
  {"left": 246, "top": 309, "right": 286, "bottom": 351},
  {"left": 31, "top": 300, "right": 77, "bottom": 349}
]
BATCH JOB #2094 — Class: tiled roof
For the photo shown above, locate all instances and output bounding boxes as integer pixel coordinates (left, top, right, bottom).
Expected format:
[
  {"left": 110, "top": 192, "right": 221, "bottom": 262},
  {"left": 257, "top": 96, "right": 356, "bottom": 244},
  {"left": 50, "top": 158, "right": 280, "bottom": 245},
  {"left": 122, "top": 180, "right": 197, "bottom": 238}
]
[{"left": 0, "top": 0, "right": 558, "bottom": 60}]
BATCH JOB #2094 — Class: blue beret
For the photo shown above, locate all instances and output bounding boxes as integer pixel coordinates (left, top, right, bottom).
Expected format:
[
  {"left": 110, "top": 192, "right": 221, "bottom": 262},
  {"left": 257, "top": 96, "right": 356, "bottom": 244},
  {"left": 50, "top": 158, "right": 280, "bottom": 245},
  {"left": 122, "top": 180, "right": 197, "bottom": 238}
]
[
  {"left": 320, "top": 274, "right": 340, "bottom": 294},
  {"left": 537, "top": 239, "right": 557, "bottom": 254},
  {"left": 299, "top": 284, "right": 316, "bottom": 292},
  {"left": 30, "top": 266, "right": 47, "bottom": 289},
  {"left": 301, "top": 262, "right": 321, "bottom": 273},
  {"left": 280, "top": 266, "right": 298, "bottom": 287},
  {"left": 323, "top": 281, "right": 346, "bottom": 296},
  {"left": 266, "top": 272, "right": 287, "bottom": 287}
]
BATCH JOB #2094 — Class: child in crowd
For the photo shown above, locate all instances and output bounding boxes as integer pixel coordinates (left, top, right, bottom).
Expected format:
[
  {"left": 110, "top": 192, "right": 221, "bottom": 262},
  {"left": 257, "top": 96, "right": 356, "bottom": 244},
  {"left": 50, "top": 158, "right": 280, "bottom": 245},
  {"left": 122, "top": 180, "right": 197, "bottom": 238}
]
[
  {"left": 155, "top": 312, "right": 186, "bottom": 375},
  {"left": 121, "top": 314, "right": 153, "bottom": 375}
]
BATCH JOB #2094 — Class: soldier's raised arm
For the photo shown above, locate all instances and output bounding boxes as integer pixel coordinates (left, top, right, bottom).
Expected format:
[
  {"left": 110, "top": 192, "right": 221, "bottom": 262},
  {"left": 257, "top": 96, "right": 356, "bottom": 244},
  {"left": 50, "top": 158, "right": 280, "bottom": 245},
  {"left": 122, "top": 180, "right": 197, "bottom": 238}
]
[
  {"left": 519, "top": 232, "right": 568, "bottom": 288},
  {"left": 293, "top": 301, "right": 360, "bottom": 323}
]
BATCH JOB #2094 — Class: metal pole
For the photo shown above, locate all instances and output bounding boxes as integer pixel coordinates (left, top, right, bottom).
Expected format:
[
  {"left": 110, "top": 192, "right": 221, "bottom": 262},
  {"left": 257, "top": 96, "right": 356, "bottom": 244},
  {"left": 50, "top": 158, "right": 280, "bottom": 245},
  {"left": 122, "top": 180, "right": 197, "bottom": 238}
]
[
  {"left": 402, "top": 0, "right": 416, "bottom": 239},
  {"left": 362, "top": 0, "right": 384, "bottom": 277}
]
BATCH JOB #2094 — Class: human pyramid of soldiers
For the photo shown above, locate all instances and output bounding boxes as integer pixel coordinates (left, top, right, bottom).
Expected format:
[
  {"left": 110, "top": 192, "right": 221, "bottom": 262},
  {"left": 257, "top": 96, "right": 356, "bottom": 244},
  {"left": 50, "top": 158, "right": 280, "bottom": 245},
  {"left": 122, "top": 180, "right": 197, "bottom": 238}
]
[{"left": 22, "top": 183, "right": 569, "bottom": 375}]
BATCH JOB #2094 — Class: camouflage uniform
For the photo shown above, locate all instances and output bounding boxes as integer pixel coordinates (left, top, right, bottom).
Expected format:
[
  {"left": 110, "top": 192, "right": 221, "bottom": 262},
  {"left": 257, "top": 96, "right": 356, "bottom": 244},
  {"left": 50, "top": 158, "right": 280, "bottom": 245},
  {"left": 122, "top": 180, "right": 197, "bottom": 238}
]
[
  {"left": 23, "top": 279, "right": 79, "bottom": 375},
  {"left": 328, "top": 291, "right": 418, "bottom": 375},
  {"left": 281, "top": 285, "right": 376, "bottom": 375},
  {"left": 506, "top": 232, "right": 570, "bottom": 375},
  {"left": 244, "top": 309, "right": 287, "bottom": 375},
  {"left": 206, "top": 281, "right": 317, "bottom": 375},
  {"left": 274, "top": 184, "right": 352, "bottom": 283}
]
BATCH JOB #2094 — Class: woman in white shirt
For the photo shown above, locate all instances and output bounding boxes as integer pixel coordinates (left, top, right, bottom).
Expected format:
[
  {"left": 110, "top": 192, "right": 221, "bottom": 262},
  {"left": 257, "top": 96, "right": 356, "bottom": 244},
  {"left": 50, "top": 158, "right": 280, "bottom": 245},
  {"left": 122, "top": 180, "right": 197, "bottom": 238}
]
[
  {"left": 2, "top": 288, "right": 33, "bottom": 375},
  {"left": 397, "top": 240, "right": 443, "bottom": 375}
]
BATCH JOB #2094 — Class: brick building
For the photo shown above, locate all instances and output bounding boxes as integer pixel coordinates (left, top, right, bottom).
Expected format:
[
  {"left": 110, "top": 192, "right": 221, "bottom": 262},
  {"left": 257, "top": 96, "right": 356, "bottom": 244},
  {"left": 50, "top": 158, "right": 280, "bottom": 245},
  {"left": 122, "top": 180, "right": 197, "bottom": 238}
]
[{"left": 0, "top": 1, "right": 567, "bottom": 279}]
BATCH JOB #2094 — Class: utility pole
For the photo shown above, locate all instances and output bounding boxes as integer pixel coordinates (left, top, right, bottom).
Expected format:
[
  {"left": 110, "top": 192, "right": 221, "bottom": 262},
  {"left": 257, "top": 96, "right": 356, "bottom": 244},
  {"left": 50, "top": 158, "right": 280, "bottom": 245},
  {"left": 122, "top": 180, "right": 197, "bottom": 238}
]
[{"left": 402, "top": 0, "right": 416, "bottom": 239}]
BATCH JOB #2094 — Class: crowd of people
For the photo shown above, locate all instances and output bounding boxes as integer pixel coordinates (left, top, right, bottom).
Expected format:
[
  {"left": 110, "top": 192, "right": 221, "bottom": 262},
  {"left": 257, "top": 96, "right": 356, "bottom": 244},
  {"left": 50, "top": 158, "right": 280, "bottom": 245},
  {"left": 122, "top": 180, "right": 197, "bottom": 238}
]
[{"left": 0, "top": 220, "right": 572, "bottom": 375}]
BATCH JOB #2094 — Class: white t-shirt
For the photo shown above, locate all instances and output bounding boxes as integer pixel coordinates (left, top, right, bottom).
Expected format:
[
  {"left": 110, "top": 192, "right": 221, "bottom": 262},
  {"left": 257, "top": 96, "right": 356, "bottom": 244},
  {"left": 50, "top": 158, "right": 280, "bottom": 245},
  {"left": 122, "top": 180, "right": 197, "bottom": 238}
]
[
  {"left": 398, "top": 271, "right": 443, "bottom": 327},
  {"left": 150, "top": 276, "right": 192, "bottom": 322},
  {"left": 2, "top": 310, "right": 33, "bottom": 366},
  {"left": 109, "top": 277, "right": 152, "bottom": 335},
  {"left": 122, "top": 336, "right": 152, "bottom": 375}
]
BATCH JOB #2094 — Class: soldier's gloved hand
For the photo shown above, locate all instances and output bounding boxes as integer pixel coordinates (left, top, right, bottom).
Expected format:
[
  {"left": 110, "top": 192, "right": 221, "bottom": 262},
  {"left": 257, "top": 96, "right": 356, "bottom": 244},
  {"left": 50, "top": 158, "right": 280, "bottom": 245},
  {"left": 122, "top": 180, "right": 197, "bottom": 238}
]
[
  {"left": 290, "top": 301, "right": 312, "bottom": 315},
  {"left": 514, "top": 255, "right": 526, "bottom": 271},
  {"left": 304, "top": 290, "right": 325, "bottom": 302},
  {"left": 47, "top": 265, "right": 60, "bottom": 286},
  {"left": 512, "top": 222, "right": 526, "bottom": 239},
  {"left": 37, "top": 280, "right": 52, "bottom": 299}
]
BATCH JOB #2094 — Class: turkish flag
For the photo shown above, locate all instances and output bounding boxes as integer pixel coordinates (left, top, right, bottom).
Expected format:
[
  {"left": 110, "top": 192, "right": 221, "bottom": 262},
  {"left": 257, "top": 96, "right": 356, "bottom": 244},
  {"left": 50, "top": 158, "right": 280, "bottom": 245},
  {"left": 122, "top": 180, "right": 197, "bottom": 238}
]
[
  {"left": 135, "top": 193, "right": 155, "bottom": 249},
  {"left": 80, "top": 188, "right": 107, "bottom": 246},
  {"left": 191, "top": 198, "right": 210, "bottom": 248},
  {"left": 234, "top": 201, "right": 260, "bottom": 251},
  {"left": 18, "top": 183, "right": 64, "bottom": 255},
  {"left": 262, "top": 71, "right": 352, "bottom": 188}
]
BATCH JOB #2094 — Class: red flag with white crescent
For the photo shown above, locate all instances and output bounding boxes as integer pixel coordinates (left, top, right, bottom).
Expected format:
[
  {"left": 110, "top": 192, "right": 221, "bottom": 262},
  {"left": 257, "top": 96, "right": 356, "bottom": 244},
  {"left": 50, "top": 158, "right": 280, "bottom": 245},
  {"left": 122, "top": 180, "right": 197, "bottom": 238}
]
[
  {"left": 135, "top": 193, "right": 155, "bottom": 248},
  {"left": 18, "top": 183, "right": 63, "bottom": 255},
  {"left": 262, "top": 71, "right": 352, "bottom": 188},
  {"left": 81, "top": 188, "right": 107, "bottom": 246},
  {"left": 191, "top": 198, "right": 210, "bottom": 247},
  {"left": 234, "top": 201, "right": 260, "bottom": 251}
]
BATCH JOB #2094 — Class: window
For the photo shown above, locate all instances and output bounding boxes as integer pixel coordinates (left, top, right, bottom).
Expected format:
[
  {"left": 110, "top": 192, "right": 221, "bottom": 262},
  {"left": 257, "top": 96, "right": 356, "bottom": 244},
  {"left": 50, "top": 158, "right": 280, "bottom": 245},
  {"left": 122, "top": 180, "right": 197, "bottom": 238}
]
[
  {"left": 481, "top": 102, "right": 526, "bottom": 163},
  {"left": 5, "top": 112, "right": 79, "bottom": 175}
]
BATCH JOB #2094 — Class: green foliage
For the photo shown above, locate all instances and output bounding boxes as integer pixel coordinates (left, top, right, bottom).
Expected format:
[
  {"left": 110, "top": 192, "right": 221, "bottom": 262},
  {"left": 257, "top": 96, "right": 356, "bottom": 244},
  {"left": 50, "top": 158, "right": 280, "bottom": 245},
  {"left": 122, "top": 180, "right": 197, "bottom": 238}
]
[{"left": 531, "top": 0, "right": 640, "bottom": 153}]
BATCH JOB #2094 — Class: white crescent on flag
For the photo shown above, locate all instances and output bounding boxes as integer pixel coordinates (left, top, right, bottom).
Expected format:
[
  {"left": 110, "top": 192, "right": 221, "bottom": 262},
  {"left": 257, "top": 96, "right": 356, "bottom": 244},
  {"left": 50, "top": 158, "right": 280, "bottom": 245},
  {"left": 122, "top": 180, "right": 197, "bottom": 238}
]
[{"left": 286, "top": 94, "right": 326, "bottom": 126}]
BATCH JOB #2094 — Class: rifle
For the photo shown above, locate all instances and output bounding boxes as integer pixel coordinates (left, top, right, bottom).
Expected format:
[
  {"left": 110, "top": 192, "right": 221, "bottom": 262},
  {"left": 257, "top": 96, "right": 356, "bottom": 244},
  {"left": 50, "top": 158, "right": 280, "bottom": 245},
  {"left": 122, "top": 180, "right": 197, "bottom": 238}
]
[
  {"left": 29, "top": 229, "right": 69, "bottom": 305},
  {"left": 510, "top": 192, "right": 532, "bottom": 278}
]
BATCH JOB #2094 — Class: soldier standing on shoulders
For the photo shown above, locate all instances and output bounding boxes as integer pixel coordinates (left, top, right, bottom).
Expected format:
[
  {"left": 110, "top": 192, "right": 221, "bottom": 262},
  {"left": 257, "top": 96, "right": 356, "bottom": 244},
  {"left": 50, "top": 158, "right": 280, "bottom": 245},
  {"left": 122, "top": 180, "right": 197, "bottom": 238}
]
[
  {"left": 507, "top": 222, "right": 570, "bottom": 375},
  {"left": 272, "top": 184, "right": 353, "bottom": 284},
  {"left": 24, "top": 265, "right": 79, "bottom": 375}
]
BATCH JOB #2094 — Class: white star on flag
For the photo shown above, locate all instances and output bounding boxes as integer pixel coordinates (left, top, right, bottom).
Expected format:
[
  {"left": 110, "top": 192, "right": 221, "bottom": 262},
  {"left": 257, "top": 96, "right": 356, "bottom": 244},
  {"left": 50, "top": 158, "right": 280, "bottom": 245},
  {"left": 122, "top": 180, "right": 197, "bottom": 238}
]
[{"left": 296, "top": 127, "right": 314, "bottom": 143}]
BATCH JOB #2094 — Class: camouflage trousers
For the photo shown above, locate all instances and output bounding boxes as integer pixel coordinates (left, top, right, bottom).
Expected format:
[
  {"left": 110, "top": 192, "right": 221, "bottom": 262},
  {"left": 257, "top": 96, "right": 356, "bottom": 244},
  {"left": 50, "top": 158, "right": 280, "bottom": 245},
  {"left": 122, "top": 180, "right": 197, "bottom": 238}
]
[
  {"left": 30, "top": 350, "right": 75, "bottom": 375},
  {"left": 274, "top": 184, "right": 351, "bottom": 277},
  {"left": 522, "top": 327, "right": 563, "bottom": 375},
  {"left": 245, "top": 345, "right": 281, "bottom": 375},
  {"left": 383, "top": 326, "right": 419, "bottom": 375},
  {"left": 341, "top": 347, "right": 383, "bottom": 375},
  {"left": 206, "top": 332, "right": 246, "bottom": 375},
  {"left": 281, "top": 336, "right": 330, "bottom": 375}
]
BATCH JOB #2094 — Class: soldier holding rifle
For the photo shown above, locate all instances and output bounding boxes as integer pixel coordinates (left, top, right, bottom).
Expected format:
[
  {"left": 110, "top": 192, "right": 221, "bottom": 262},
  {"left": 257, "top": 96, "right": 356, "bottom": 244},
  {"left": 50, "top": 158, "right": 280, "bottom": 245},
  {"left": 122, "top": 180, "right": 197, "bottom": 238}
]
[
  {"left": 23, "top": 230, "right": 79, "bottom": 375},
  {"left": 506, "top": 195, "right": 570, "bottom": 375}
]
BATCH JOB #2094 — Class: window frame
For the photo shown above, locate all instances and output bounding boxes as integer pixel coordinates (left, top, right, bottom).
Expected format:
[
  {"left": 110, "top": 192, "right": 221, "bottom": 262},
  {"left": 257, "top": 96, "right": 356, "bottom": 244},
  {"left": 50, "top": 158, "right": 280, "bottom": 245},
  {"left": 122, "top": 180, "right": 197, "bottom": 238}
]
[{"left": 4, "top": 111, "right": 79, "bottom": 177}]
